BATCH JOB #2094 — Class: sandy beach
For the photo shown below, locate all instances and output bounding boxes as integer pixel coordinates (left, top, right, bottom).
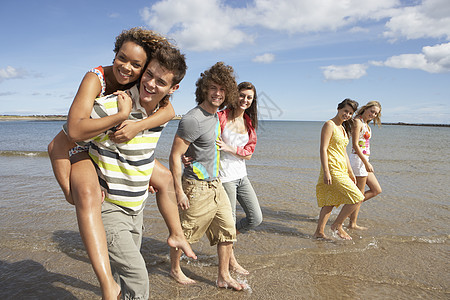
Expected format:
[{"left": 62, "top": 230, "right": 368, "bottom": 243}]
[{"left": 0, "top": 120, "right": 449, "bottom": 299}]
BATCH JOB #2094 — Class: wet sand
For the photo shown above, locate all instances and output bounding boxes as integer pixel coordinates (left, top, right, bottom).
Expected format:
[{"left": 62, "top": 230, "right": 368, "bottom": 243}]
[
  {"left": 1, "top": 208, "right": 448, "bottom": 299},
  {"left": 1, "top": 173, "right": 448, "bottom": 300},
  {"left": 1, "top": 120, "right": 449, "bottom": 299}
]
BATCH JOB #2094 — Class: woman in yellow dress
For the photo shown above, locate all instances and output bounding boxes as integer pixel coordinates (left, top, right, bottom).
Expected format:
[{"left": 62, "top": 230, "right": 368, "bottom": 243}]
[{"left": 314, "top": 99, "right": 364, "bottom": 240}]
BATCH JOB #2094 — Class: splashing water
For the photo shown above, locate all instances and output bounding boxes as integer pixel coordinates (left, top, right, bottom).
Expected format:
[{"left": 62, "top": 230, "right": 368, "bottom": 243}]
[{"left": 236, "top": 274, "right": 252, "bottom": 293}]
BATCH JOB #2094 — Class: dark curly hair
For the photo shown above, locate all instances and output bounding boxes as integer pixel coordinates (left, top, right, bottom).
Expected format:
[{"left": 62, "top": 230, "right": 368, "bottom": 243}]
[
  {"left": 195, "top": 62, "right": 238, "bottom": 110},
  {"left": 113, "top": 27, "right": 170, "bottom": 63},
  {"left": 337, "top": 98, "right": 359, "bottom": 135}
]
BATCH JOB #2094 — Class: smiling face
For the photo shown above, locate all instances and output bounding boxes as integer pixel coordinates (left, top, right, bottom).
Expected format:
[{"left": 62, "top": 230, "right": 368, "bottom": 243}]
[
  {"left": 238, "top": 89, "right": 254, "bottom": 111},
  {"left": 139, "top": 59, "right": 179, "bottom": 113},
  {"left": 112, "top": 41, "right": 147, "bottom": 85},
  {"left": 338, "top": 104, "right": 356, "bottom": 122},
  {"left": 362, "top": 105, "right": 381, "bottom": 122},
  {"left": 202, "top": 82, "right": 225, "bottom": 113}
]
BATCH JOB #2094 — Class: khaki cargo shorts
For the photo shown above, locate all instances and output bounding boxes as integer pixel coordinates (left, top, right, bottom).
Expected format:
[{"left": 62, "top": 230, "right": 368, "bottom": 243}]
[{"left": 180, "top": 177, "right": 237, "bottom": 245}]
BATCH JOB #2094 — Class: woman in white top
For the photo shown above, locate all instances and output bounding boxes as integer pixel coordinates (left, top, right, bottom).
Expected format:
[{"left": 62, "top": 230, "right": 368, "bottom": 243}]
[
  {"left": 217, "top": 82, "right": 262, "bottom": 274},
  {"left": 348, "top": 101, "right": 383, "bottom": 230}
]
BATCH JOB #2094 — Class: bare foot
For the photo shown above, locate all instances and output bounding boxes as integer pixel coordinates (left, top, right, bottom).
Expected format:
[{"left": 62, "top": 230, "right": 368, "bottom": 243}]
[
  {"left": 230, "top": 262, "right": 249, "bottom": 275},
  {"left": 168, "top": 235, "right": 197, "bottom": 260},
  {"left": 347, "top": 224, "right": 368, "bottom": 230},
  {"left": 216, "top": 276, "right": 245, "bottom": 291},
  {"left": 313, "top": 232, "right": 331, "bottom": 240},
  {"left": 229, "top": 250, "right": 249, "bottom": 275},
  {"left": 331, "top": 225, "right": 352, "bottom": 240},
  {"left": 170, "top": 269, "right": 196, "bottom": 285}
]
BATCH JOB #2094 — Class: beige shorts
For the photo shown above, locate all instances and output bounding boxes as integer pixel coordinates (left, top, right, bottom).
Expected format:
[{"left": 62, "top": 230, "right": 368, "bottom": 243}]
[{"left": 180, "top": 177, "right": 236, "bottom": 246}]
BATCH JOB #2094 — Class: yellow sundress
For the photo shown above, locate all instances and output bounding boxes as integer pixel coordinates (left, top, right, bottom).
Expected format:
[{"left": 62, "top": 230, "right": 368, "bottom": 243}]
[{"left": 316, "top": 123, "right": 364, "bottom": 207}]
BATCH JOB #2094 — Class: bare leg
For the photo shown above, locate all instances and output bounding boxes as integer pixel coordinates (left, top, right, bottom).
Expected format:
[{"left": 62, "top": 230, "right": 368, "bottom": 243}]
[
  {"left": 150, "top": 160, "right": 196, "bottom": 260},
  {"left": 229, "top": 248, "right": 249, "bottom": 275},
  {"left": 217, "top": 242, "right": 244, "bottom": 291},
  {"left": 70, "top": 153, "right": 120, "bottom": 300},
  {"left": 48, "top": 130, "right": 76, "bottom": 204},
  {"left": 348, "top": 176, "right": 367, "bottom": 230},
  {"left": 331, "top": 204, "right": 358, "bottom": 240},
  {"left": 364, "top": 172, "right": 382, "bottom": 201},
  {"left": 349, "top": 173, "right": 382, "bottom": 229},
  {"left": 314, "top": 206, "right": 333, "bottom": 239},
  {"left": 170, "top": 247, "right": 196, "bottom": 284}
]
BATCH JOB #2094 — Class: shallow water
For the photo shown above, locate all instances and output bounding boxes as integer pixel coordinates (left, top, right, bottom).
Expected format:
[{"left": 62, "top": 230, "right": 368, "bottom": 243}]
[{"left": 0, "top": 120, "right": 449, "bottom": 299}]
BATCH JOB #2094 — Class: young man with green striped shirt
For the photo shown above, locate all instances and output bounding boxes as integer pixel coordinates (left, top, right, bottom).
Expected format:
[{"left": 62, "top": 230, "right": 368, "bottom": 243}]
[{"left": 90, "top": 45, "right": 189, "bottom": 299}]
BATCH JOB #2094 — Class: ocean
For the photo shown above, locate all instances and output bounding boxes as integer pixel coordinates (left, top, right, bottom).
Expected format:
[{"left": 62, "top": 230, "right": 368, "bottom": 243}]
[{"left": 0, "top": 119, "right": 448, "bottom": 299}]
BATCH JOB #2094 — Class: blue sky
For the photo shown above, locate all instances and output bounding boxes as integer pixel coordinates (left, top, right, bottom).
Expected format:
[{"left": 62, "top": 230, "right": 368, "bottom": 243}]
[{"left": 1, "top": 0, "right": 449, "bottom": 124}]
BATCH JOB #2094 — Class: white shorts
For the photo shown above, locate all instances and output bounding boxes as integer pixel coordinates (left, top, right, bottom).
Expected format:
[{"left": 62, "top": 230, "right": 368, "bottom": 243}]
[{"left": 350, "top": 153, "right": 369, "bottom": 177}]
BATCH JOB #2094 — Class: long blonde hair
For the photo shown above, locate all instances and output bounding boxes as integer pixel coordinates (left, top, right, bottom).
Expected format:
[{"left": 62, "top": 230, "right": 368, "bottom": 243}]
[{"left": 355, "top": 101, "right": 382, "bottom": 127}]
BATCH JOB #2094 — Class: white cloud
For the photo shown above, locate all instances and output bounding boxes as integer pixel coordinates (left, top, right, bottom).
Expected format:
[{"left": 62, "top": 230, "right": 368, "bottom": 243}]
[
  {"left": 383, "top": 0, "right": 450, "bottom": 41},
  {"left": 140, "top": 0, "right": 398, "bottom": 51},
  {"left": 0, "top": 66, "right": 27, "bottom": 82},
  {"left": 370, "top": 42, "right": 450, "bottom": 73},
  {"left": 252, "top": 53, "right": 275, "bottom": 63},
  {"left": 140, "top": 0, "right": 448, "bottom": 52},
  {"left": 108, "top": 13, "right": 120, "bottom": 18},
  {"left": 140, "top": 0, "right": 250, "bottom": 51},
  {"left": 321, "top": 64, "right": 368, "bottom": 80},
  {"left": 248, "top": 0, "right": 396, "bottom": 33}
]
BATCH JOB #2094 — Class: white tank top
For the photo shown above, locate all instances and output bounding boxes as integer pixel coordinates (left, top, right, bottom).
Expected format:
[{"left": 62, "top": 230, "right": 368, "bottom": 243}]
[{"left": 219, "top": 125, "right": 249, "bottom": 182}]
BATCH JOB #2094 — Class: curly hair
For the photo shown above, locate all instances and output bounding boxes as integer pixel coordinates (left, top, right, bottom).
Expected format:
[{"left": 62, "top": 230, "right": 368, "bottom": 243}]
[
  {"left": 195, "top": 62, "right": 238, "bottom": 110},
  {"left": 227, "top": 82, "right": 258, "bottom": 130},
  {"left": 113, "top": 27, "right": 170, "bottom": 63},
  {"left": 355, "top": 101, "right": 382, "bottom": 127},
  {"left": 337, "top": 98, "right": 359, "bottom": 135}
]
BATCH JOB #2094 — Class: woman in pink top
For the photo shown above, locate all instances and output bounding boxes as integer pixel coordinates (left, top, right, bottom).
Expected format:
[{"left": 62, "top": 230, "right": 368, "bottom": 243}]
[{"left": 217, "top": 81, "right": 262, "bottom": 274}]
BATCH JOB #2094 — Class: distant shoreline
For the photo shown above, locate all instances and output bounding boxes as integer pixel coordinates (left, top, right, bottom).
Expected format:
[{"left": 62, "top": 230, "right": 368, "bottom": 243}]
[{"left": 382, "top": 122, "right": 450, "bottom": 128}]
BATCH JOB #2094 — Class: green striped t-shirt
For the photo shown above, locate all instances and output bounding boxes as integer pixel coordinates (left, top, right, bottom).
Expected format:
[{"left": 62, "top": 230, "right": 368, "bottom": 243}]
[{"left": 88, "top": 85, "right": 166, "bottom": 211}]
